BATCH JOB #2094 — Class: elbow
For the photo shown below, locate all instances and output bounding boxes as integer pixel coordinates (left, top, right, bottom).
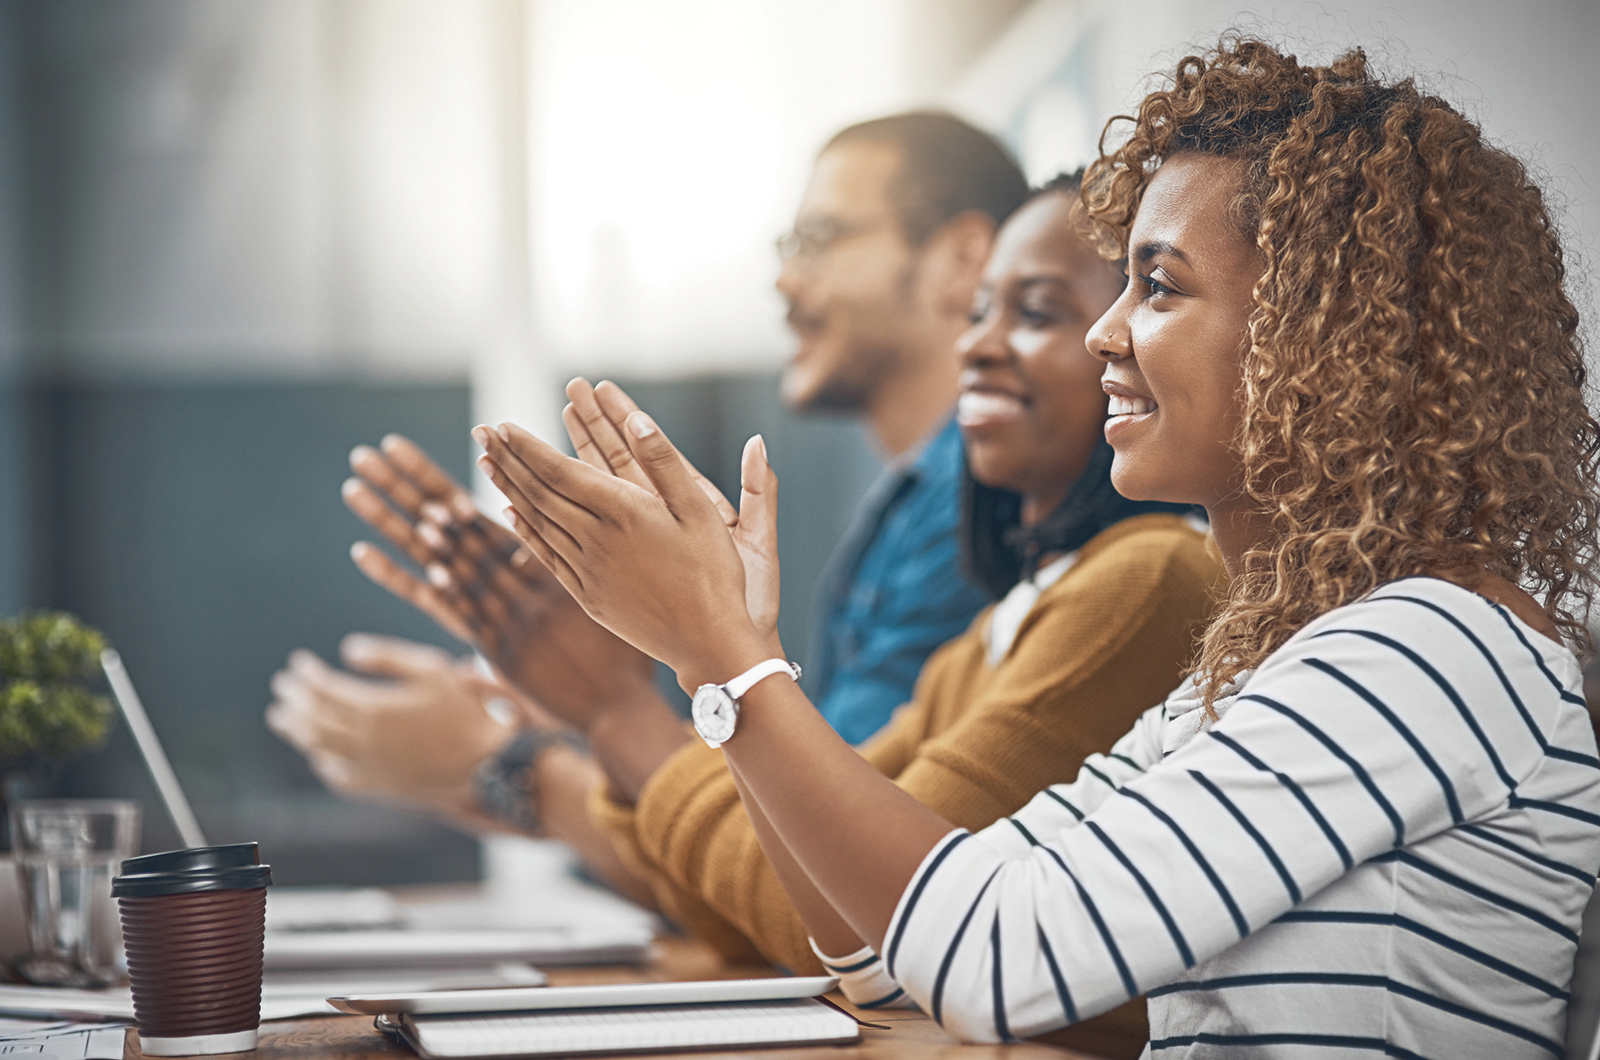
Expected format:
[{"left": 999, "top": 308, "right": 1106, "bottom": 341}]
[
  {"left": 925, "top": 968, "right": 1073, "bottom": 1045},
  {"left": 934, "top": 1000, "right": 1009, "bottom": 1045}
]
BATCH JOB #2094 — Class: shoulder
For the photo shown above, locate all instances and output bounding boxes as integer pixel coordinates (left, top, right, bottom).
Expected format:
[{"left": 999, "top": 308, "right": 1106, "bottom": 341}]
[
  {"left": 873, "top": 424, "right": 965, "bottom": 544},
  {"left": 1045, "top": 513, "right": 1223, "bottom": 604},
  {"left": 1009, "top": 514, "right": 1221, "bottom": 657},
  {"left": 1245, "top": 576, "right": 1587, "bottom": 739},
  {"left": 1294, "top": 576, "right": 1579, "bottom": 680},
  {"left": 896, "top": 421, "right": 966, "bottom": 511}
]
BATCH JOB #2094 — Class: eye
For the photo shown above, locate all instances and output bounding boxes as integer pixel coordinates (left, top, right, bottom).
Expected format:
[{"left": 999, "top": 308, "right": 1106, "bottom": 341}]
[
  {"left": 968, "top": 294, "right": 995, "bottom": 326},
  {"left": 1136, "top": 270, "right": 1177, "bottom": 301},
  {"left": 1017, "top": 303, "right": 1054, "bottom": 327}
]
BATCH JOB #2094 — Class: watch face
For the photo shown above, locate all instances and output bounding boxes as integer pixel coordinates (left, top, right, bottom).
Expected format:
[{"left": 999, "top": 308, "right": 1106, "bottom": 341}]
[{"left": 691, "top": 684, "right": 739, "bottom": 748}]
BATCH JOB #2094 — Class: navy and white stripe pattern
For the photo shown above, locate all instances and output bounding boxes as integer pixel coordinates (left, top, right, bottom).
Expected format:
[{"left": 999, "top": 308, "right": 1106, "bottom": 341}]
[
  {"left": 809, "top": 939, "right": 919, "bottom": 1010},
  {"left": 883, "top": 578, "right": 1600, "bottom": 1057}
]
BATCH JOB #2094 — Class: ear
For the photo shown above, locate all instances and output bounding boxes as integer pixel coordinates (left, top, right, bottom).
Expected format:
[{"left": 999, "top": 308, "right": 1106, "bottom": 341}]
[{"left": 915, "top": 210, "right": 996, "bottom": 319}]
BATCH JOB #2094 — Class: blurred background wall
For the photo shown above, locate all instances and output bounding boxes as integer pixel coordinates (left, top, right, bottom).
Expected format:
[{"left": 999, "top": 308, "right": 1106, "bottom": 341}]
[{"left": 0, "top": 0, "right": 1591, "bottom": 883}]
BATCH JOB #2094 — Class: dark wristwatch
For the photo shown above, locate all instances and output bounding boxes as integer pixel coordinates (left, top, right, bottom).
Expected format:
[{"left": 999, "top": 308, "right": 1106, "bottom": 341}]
[{"left": 472, "top": 728, "right": 583, "bottom": 833}]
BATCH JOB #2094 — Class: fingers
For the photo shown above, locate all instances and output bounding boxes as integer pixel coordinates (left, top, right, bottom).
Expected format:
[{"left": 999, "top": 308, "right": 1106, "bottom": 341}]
[
  {"left": 615, "top": 411, "right": 712, "bottom": 522},
  {"left": 267, "top": 653, "right": 366, "bottom": 758},
  {"left": 591, "top": 381, "right": 737, "bottom": 526},
  {"left": 502, "top": 505, "right": 586, "bottom": 598},
  {"left": 446, "top": 492, "right": 526, "bottom": 564},
  {"left": 421, "top": 501, "right": 520, "bottom": 591},
  {"left": 340, "top": 633, "right": 454, "bottom": 677},
  {"left": 564, "top": 403, "right": 608, "bottom": 473},
  {"left": 564, "top": 378, "right": 653, "bottom": 491},
  {"left": 350, "top": 541, "right": 478, "bottom": 644},
  {"left": 350, "top": 444, "right": 429, "bottom": 517},
  {"left": 591, "top": 379, "right": 643, "bottom": 421},
  {"left": 288, "top": 645, "right": 401, "bottom": 703},
  {"left": 737, "top": 435, "right": 783, "bottom": 633},
  {"left": 738, "top": 434, "right": 780, "bottom": 543},
  {"left": 740, "top": 434, "right": 778, "bottom": 509},
  {"left": 343, "top": 477, "right": 434, "bottom": 568},
  {"left": 350, "top": 438, "right": 499, "bottom": 566},
  {"left": 380, "top": 434, "right": 468, "bottom": 505},
  {"left": 425, "top": 559, "right": 519, "bottom": 659},
  {"left": 473, "top": 423, "right": 608, "bottom": 549}
]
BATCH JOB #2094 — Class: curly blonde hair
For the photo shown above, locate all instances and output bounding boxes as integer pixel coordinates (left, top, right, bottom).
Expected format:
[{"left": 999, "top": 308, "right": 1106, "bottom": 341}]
[{"left": 1080, "top": 35, "right": 1600, "bottom": 702}]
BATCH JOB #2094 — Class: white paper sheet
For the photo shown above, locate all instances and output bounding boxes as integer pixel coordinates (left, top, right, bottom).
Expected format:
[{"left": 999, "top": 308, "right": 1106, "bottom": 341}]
[
  {"left": 0, "top": 964, "right": 551, "bottom": 1024},
  {"left": 0, "top": 1027, "right": 124, "bottom": 1060}
]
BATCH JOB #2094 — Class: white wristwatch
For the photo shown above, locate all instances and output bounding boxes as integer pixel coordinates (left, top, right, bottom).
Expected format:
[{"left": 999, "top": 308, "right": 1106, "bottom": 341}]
[{"left": 691, "top": 658, "right": 801, "bottom": 748}]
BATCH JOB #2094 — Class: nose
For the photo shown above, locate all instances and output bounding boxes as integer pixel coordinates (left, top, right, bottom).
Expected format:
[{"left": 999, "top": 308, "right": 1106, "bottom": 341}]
[
  {"left": 775, "top": 248, "right": 814, "bottom": 301},
  {"left": 957, "top": 304, "right": 1009, "bottom": 369},
  {"left": 1087, "top": 288, "right": 1133, "bottom": 362}
]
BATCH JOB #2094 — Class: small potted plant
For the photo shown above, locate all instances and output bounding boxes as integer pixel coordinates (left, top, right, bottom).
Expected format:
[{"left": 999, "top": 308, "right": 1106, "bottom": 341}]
[{"left": 0, "top": 612, "right": 114, "bottom": 805}]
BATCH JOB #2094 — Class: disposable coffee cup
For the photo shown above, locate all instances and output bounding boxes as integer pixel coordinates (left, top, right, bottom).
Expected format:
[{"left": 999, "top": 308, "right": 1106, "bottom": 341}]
[{"left": 113, "top": 843, "right": 272, "bottom": 1056}]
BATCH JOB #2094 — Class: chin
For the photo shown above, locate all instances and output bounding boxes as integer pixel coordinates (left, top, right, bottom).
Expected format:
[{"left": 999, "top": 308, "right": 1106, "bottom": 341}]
[
  {"left": 1107, "top": 458, "right": 1166, "bottom": 504},
  {"left": 962, "top": 446, "right": 1018, "bottom": 492},
  {"left": 791, "top": 370, "right": 873, "bottom": 413},
  {"left": 779, "top": 363, "right": 823, "bottom": 410}
]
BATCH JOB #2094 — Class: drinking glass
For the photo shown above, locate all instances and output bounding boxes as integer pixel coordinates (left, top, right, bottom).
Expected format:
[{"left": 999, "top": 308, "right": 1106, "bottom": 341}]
[{"left": 10, "top": 799, "right": 141, "bottom": 986}]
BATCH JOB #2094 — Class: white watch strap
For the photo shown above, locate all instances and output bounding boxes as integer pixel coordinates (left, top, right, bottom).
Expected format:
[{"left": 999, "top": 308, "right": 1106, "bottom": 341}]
[{"left": 724, "top": 658, "right": 801, "bottom": 700}]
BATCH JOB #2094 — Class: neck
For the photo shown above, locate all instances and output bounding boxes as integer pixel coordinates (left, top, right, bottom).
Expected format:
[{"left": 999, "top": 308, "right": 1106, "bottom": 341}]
[
  {"left": 1020, "top": 484, "right": 1069, "bottom": 529},
  {"left": 1205, "top": 503, "right": 1269, "bottom": 581},
  {"left": 860, "top": 335, "right": 961, "bottom": 458}
]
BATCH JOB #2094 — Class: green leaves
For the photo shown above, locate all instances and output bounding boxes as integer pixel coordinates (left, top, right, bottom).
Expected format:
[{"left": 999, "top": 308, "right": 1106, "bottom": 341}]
[{"left": 0, "top": 614, "right": 112, "bottom": 764}]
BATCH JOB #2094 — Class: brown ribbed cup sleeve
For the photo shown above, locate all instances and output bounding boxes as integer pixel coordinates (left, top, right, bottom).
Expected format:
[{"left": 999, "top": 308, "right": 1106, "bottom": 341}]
[{"left": 118, "top": 888, "right": 266, "bottom": 1039}]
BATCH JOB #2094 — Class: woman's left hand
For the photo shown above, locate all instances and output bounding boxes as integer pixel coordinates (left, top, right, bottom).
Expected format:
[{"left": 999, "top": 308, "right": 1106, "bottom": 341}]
[{"left": 473, "top": 413, "right": 774, "bottom": 691}]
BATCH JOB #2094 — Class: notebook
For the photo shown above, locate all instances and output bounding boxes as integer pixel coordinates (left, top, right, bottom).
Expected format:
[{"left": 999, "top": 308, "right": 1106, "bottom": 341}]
[
  {"left": 337, "top": 977, "right": 860, "bottom": 1058},
  {"left": 265, "top": 925, "right": 652, "bottom": 970}
]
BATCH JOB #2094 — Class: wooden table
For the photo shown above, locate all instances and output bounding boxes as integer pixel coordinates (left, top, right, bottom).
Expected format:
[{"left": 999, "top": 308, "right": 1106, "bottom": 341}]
[{"left": 122, "top": 936, "right": 1102, "bottom": 1060}]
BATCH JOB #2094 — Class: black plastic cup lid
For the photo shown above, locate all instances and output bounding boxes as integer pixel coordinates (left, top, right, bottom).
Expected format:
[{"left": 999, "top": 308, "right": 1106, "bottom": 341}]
[
  {"left": 113, "top": 843, "right": 272, "bottom": 898},
  {"left": 121, "top": 843, "right": 260, "bottom": 876}
]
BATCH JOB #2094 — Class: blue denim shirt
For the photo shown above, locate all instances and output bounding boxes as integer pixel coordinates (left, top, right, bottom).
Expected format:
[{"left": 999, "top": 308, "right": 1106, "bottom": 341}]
[{"left": 804, "top": 417, "right": 990, "bottom": 745}]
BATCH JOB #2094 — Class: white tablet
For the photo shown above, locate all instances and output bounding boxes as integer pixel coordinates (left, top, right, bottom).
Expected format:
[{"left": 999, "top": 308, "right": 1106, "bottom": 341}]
[{"left": 327, "top": 976, "right": 840, "bottom": 1016}]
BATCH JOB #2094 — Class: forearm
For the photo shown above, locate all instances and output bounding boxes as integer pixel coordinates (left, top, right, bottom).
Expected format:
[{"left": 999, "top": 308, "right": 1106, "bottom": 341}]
[
  {"left": 716, "top": 676, "right": 954, "bottom": 952},
  {"left": 723, "top": 755, "right": 864, "bottom": 957},
  {"left": 586, "top": 684, "right": 691, "bottom": 803},
  {"left": 537, "top": 745, "right": 660, "bottom": 910}
]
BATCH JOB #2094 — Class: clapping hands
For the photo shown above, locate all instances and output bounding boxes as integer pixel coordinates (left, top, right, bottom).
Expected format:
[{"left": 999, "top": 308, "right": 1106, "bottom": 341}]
[
  {"left": 341, "top": 432, "right": 654, "bottom": 733},
  {"left": 475, "top": 379, "right": 784, "bottom": 693}
]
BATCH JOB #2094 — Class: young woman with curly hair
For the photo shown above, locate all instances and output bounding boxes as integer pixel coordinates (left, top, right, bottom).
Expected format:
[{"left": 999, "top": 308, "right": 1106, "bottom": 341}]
[{"left": 475, "top": 35, "right": 1600, "bottom": 1057}]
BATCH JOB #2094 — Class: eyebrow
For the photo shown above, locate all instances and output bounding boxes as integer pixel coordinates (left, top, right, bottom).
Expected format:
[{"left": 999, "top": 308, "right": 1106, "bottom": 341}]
[
  {"left": 1132, "top": 240, "right": 1191, "bottom": 266},
  {"left": 1014, "top": 276, "right": 1071, "bottom": 293}
]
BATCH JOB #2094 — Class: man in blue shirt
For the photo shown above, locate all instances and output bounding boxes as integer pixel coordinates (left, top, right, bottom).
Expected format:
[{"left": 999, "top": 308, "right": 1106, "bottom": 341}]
[{"left": 772, "top": 114, "right": 1027, "bottom": 741}]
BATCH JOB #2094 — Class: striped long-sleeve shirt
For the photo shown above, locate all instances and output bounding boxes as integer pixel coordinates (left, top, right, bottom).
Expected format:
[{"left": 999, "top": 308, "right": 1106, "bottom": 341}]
[{"left": 879, "top": 577, "right": 1600, "bottom": 1057}]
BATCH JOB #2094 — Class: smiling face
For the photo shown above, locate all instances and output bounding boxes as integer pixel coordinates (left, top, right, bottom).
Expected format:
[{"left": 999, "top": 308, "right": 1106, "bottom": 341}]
[
  {"left": 1088, "top": 153, "right": 1263, "bottom": 514},
  {"left": 776, "top": 141, "right": 924, "bottom": 412},
  {"left": 955, "top": 192, "right": 1122, "bottom": 525}
]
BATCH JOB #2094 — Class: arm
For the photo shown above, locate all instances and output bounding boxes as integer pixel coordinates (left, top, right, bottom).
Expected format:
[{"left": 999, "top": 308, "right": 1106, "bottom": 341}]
[
  {"left": 607, "top": 523, "right": 1219, "bottom": 975},
  {"left": 474, "top": 410, "right": 1234, "bottom": 957},
  {"left": 474, "top": 410, "right": 1553, "bottom": 1030},
  {"left": 476, "top": 412, "right": 948, "bottom": 948},
  {"left": 265, "top": 633, "right": 659, "bottom": 907},
  {"left": 338, "top": 429, "right": 692, "bottom": 799},
  {"left": 880, "top": 593, "right": 1550, "bottom": 1040}
]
